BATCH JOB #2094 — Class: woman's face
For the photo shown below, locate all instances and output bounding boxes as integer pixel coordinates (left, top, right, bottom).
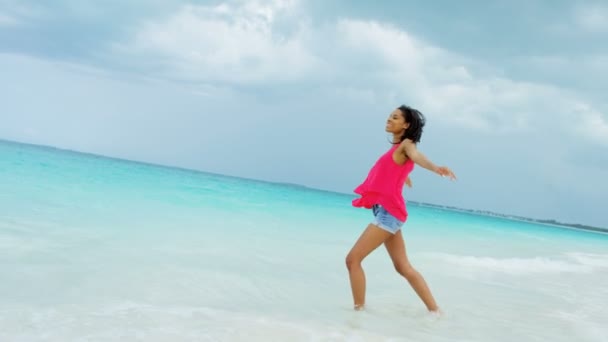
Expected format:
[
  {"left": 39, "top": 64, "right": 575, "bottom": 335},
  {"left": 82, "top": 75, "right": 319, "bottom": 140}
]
[{"left": 385, "top": 108, "right": 409, "bottom": 134}]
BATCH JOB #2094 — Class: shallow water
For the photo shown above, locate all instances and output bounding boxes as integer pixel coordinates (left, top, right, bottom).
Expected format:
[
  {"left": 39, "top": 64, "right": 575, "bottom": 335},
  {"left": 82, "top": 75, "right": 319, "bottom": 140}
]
[{"left": 1, "top": 140, "right": 607, "bottom": 341}]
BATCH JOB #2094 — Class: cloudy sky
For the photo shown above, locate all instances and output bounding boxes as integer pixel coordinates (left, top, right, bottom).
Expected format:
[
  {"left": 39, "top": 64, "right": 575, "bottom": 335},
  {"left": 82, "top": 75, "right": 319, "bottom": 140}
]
[{"left": 1, "top": 0, "right": 607, "bottom": 227}]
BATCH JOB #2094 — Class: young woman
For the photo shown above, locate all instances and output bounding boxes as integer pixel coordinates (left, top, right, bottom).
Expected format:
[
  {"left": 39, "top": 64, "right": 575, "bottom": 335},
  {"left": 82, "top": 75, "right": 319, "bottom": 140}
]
[{"left": 347, "top": 105, "right": 456, "bottom": 313}]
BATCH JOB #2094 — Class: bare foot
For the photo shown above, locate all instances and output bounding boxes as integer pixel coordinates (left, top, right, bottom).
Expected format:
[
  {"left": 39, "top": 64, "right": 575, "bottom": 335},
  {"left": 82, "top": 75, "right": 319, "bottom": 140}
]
[{"left": 429, "top": 308, "right": 443, "bottom": 318}]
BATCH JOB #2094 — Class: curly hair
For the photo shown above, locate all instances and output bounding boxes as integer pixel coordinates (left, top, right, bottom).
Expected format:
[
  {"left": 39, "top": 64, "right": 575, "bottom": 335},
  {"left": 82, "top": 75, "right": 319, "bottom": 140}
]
[{"left": 395, "top": 105, "right": 426, "bottom": 144}]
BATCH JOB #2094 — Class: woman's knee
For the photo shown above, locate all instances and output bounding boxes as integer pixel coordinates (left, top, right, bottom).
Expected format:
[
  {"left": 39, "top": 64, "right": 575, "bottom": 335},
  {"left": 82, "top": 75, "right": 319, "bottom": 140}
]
[
  {"left": 395, "top": 263, "right": 417, "bottom": 279},
  {"left": 345, "top": 253, "right": 363, "bottom": 271}
]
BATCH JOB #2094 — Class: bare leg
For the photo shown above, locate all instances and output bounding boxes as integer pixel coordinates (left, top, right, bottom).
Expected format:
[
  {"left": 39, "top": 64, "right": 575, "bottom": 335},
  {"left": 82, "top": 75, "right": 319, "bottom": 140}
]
[
  {"left": 384, "top": 230, "right": 439, "bottom": 312},
  {"left": 345, "top": 224, "right": 392, "bottom": 310}
]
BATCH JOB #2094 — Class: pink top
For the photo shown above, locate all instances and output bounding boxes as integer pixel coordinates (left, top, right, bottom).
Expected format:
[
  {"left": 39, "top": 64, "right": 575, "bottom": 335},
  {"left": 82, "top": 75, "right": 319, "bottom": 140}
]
[{"left": 352, "top": 144, "right": 414, "bottom": 222}]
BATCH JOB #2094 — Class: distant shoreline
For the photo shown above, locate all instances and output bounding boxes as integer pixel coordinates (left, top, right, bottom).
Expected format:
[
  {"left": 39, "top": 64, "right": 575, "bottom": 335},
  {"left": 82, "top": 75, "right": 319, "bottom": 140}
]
[
  {"left": 2, "top": 138, "right": 607, "bottom": 234},
  {"left": 411, "top": 201, "right": 608, "bottom": 234}
]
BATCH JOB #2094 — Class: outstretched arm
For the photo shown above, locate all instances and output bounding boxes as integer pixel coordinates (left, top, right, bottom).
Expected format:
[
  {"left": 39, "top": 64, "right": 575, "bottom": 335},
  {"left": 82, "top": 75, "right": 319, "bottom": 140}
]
[{"left": 401, "top": 139, "right": 456, "bottom": 180}]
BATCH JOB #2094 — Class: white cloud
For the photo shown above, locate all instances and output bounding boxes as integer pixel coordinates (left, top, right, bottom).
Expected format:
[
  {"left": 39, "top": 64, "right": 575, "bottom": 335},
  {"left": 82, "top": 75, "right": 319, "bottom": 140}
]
[
  {"left": 113, "top": 1, "right": 607, "bottom": 146},
  {"left": 575, "top": 4, "right": 608, "bottom": 33},
  {"left": 114, "top": 0, "right": 320, "bottom": 84},
  {"left": 332, "top": 19, "right": 606, "bottom": 142},
  {"left": 0, "top": 13, "right": 18, "bottom": 26},
  {"left": 572, "top": 103, "right": 608, "bottom": 146}
]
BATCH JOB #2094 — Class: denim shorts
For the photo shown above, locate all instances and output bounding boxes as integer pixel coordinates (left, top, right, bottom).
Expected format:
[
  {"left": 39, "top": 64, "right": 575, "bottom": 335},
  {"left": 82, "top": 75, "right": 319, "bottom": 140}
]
[{"left": 371, "top": 204, "right": 404, "bottom": 234}]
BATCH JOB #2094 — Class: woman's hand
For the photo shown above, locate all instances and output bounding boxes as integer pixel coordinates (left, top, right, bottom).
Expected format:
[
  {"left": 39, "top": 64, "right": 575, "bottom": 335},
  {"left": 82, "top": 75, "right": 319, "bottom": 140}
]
[{"left": 436, "top": 166, "right": 456, "bottom": 180}]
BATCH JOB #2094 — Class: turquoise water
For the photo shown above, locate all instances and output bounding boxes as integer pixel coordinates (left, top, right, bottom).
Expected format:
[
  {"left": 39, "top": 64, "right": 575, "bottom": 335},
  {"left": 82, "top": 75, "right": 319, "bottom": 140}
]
[{"left": 1, "top": 140, "right": 607, "bottom": 341}]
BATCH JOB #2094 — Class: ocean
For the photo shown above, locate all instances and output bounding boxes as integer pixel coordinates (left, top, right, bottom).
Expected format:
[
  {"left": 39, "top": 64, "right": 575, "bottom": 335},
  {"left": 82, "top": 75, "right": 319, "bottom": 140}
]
[{"left": 1, "top": 139, "right": 607, "bottom": 341}]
